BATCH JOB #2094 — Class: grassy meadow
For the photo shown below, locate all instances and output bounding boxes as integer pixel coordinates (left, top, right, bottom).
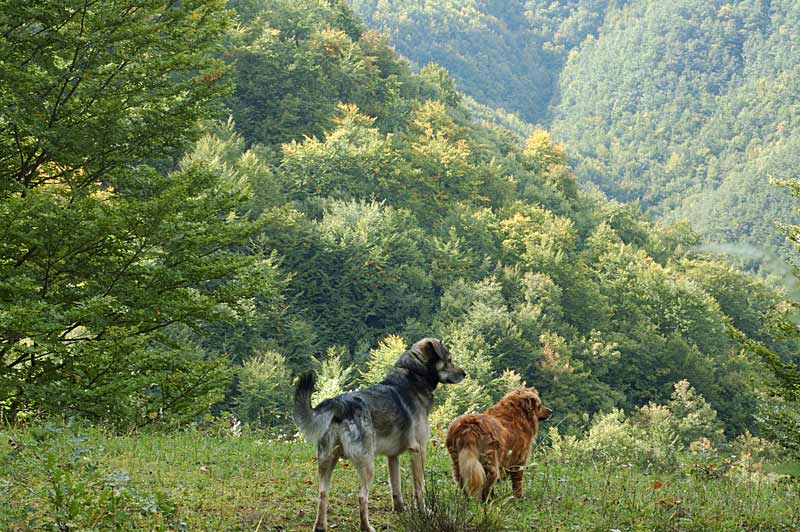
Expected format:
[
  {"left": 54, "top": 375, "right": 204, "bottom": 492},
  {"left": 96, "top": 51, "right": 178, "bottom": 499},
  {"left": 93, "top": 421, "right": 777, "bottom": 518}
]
[{"left": 1, "top": 422, "right": 798, "bottom": 532}]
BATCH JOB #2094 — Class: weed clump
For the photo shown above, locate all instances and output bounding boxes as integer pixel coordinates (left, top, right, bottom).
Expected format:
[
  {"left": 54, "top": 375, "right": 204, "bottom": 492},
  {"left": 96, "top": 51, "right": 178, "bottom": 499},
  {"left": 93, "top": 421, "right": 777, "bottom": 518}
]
[{"left": 398, "top": 474, "right": 504, "bottom": 532}]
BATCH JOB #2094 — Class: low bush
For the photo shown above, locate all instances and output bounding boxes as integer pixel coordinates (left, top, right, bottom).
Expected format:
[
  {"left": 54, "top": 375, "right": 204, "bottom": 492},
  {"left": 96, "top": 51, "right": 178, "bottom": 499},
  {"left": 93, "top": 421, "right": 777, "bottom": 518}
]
[
  {"left": 234, "top": 350, "right": 293, "bottom": 427},
  {"left": 545, "top": 380, "right": 739, "bottom": 471}
]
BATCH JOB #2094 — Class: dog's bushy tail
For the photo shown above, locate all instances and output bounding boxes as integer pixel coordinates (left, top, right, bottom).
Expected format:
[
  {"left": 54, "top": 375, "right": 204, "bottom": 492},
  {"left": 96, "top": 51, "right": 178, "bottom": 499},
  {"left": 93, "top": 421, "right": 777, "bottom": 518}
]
[
  {"left": 458, "top": 447, "right": 485, "bottom": 499},
  {"left": 293, "top": 372, "right": 333, "bottom": 442}
]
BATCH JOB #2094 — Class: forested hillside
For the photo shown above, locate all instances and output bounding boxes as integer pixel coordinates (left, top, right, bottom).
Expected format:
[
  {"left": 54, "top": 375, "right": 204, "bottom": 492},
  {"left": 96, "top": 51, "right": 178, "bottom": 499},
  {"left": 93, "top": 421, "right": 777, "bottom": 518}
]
[
  {"left": 553, "top": 0, "right": 800, "bottom": 257},
  {"left": 349, "top": 0, "right": 623, "bottom": 124},
  {"left": 4, "top": 0, "right": 798, "bottom": 446},
  {"left": 350, "top": 0, "right": 800, "bottom": 260},
  {"left": 195, "top": 0, "right": 800, "bottom": 437}
]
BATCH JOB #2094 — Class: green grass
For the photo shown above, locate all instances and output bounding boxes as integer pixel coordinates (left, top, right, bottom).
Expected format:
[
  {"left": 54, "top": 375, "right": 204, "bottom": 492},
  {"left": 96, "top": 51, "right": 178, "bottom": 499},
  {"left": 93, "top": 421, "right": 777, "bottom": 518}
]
[{"left": 1, "top": 424, "right": 799, "bottom": 531}]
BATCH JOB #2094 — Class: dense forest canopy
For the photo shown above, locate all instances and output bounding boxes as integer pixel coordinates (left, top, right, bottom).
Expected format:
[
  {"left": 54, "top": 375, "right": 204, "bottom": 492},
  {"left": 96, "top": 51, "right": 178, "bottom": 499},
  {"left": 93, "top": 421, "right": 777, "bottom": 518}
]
[
  {"left": 1, "top": 0, "right": 798, "bottom": 454},
  {"left": 553, "top": 0, "right": 800, "bottom": 258},
  {"left": 349, "top": 0, "right": 626, "bottom": 125},
  {"left": 350, "top": 0, "right": 800, "bottom": 261}
]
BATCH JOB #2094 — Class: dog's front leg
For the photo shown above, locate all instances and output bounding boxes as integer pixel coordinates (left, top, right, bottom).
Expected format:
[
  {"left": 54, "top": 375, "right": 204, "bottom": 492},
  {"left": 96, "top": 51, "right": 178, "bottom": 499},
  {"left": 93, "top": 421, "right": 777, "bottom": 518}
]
[
  {"left": 409, "top": 446, "right": 426, "bottom": 509},
  {"left": 388, "top": 455, "right": 404, "bottom": 512},
  {"left": 510, "top": 468, "right": 524, "bottom": 498}
]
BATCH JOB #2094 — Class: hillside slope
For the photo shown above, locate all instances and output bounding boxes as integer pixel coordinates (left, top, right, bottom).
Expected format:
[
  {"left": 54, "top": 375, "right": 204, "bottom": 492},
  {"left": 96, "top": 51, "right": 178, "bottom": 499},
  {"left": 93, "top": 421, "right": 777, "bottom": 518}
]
[
  {"left": 212, "top": 0, "right": 797, "bottom": 435},
  {"left": 551, "top": 0, "right": 800, "bottom": 256},
  {"left": 349, "top": 0, "right": 625, "bottom": 124},
  {"left": 4, "top": 0, "right": 796, "bottom": 438},
  {"left": 349, "top": 0, "right": 800, "bottom": 258}
]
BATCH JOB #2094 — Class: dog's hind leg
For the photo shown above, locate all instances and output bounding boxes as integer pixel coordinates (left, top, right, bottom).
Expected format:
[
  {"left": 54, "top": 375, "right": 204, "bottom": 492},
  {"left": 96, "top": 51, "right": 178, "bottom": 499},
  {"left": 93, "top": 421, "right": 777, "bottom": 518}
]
[
  {"left": 481, "top": 461, "right": 499, "bottom": 502},
  {"left": 312, "top": 453, "right": 338, "bottom": 532},
  {"left": 409, "top": 445, "right": 426, "bottom": 509},
  {"left": 448, "top": 449, "right": 461, "bottom": 487},
  {"left": 388, "top": 455, "right": 404, "bottom": 512},
  {"left": 354, "top": 456, "right": 376, "bottom": 532}
]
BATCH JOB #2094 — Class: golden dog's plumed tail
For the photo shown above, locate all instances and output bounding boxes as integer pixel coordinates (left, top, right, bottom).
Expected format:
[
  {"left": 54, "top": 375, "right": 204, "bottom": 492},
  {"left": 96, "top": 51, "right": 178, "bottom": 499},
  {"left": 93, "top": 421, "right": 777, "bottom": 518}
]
[{"left": 457, "top": 446, "right": 485, "bottom": 499}]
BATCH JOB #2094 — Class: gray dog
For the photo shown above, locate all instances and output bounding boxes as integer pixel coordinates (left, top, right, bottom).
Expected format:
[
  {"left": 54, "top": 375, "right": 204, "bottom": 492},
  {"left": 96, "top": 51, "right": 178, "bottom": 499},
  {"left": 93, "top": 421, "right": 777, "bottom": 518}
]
[{"left": 294, "top": 338, "right": 466, "bottom": 532}]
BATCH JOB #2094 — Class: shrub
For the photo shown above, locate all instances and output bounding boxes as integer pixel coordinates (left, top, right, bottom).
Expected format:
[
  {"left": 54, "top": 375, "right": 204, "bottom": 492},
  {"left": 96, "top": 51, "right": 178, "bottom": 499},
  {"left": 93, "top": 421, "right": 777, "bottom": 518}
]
[
  {"left": 544, "top": 382, "right": 738, "bottom": 472},
  {"left": 725, "top": 431, "right": 787, "bottom": 481},
  {"left": 668, "top": 379, "right": 725, "bottom": 446},
  {"left": 571, "top": 409, "right": 647, "bottom": 464},
  {"left": 235, "top": 351, "right": 293, "bottom": 427},
  {"left": 548, "top": 405, "right": 681, "bottom": 470},
  {"left": 632, "top": 402, "right": 681, "bottom": 469},
  {"left": 361, "top": 334, "right": 406, "bottom": 385},
  {"left": 312, "top": 346, "right": 354, "bottom": 406}
]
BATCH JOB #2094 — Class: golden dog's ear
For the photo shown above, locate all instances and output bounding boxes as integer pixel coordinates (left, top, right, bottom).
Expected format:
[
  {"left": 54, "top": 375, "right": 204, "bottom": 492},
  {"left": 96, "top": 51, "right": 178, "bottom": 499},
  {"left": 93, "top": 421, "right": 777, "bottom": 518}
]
[
  {"left": 527, "top": 397, "right": 536, "bottom": 412},
  {"left": 526, "top": 394, "right": 541, "bottom": 414}
]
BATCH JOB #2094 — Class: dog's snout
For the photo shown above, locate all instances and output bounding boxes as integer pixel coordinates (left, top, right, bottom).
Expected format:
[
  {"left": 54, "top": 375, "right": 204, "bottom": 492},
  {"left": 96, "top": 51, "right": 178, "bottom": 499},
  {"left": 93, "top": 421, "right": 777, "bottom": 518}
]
[{"left": 446, "top": 367, "right": 466, "bottom": 384}]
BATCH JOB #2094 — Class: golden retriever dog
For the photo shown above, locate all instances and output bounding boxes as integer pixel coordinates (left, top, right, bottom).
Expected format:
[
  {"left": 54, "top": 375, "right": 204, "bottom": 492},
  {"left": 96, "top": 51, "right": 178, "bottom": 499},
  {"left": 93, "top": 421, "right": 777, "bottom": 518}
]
[{"left": 445, "top": 387, "right": 552, "bottom": 500}]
